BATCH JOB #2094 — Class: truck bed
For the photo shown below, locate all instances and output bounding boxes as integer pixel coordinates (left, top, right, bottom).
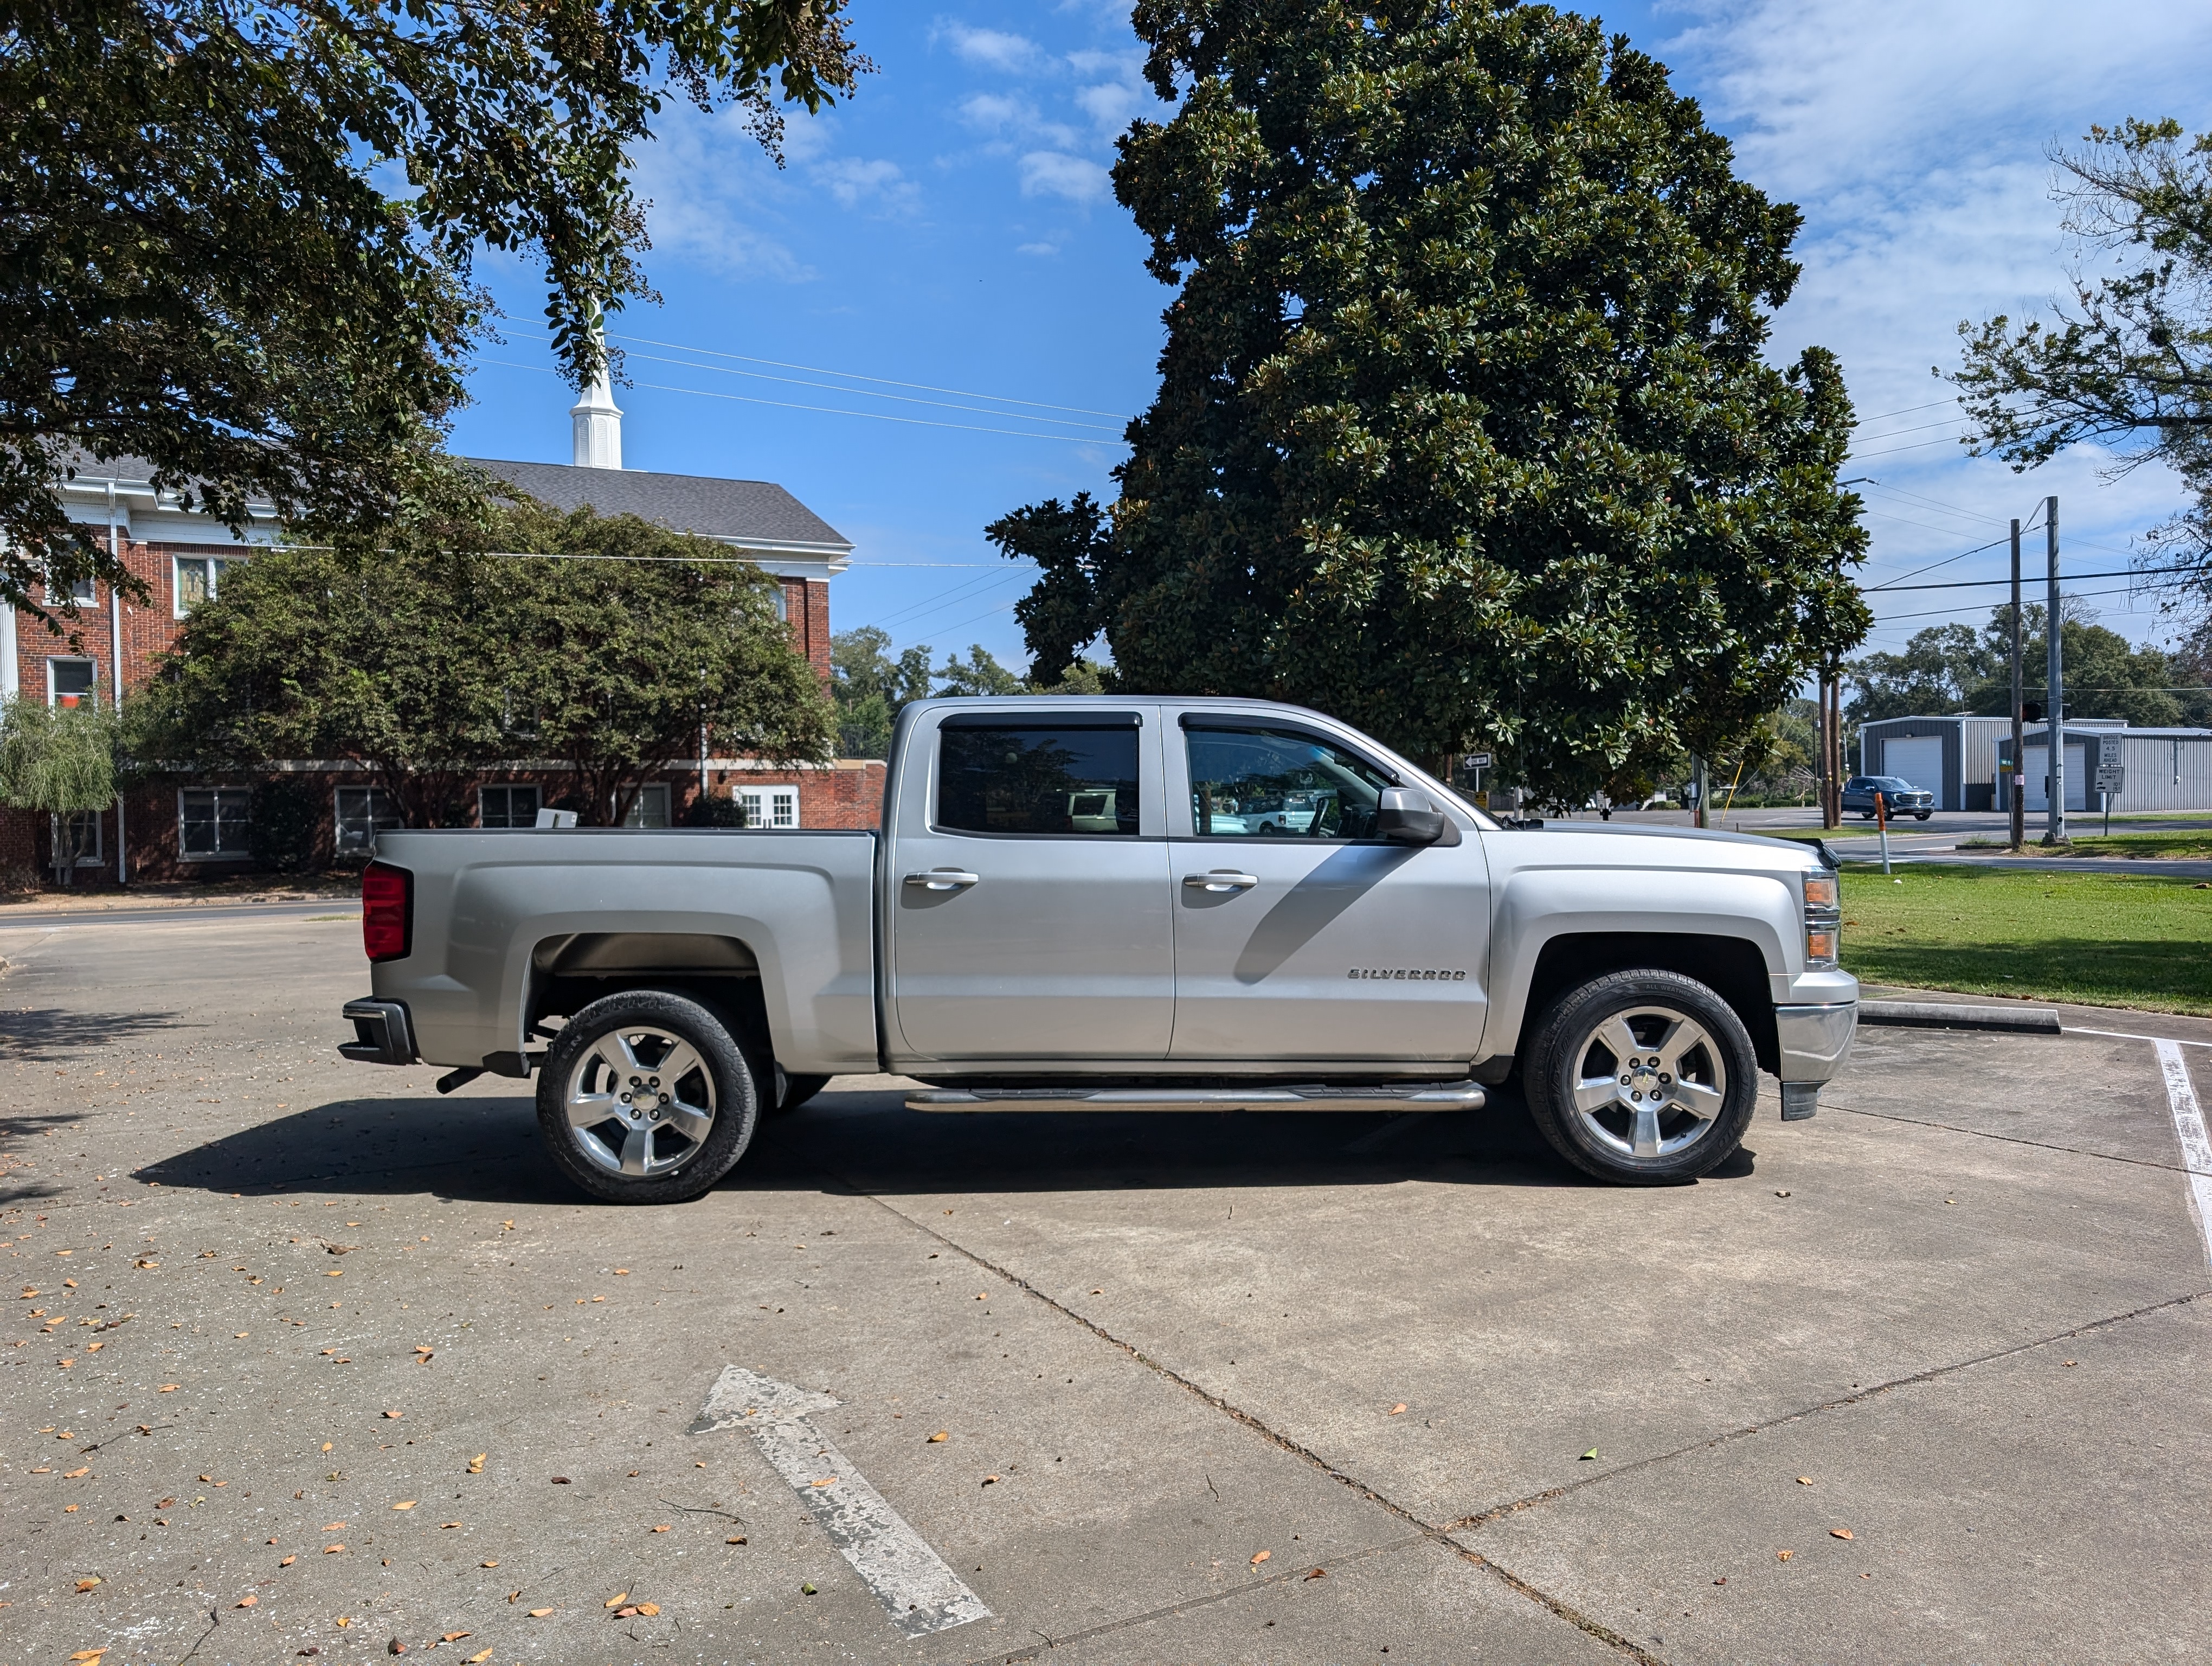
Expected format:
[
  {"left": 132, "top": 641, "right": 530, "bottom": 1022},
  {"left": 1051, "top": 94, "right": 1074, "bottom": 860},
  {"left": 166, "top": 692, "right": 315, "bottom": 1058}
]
[{"left": 368, "top": 828, "right": 880, "bottom": 1076}]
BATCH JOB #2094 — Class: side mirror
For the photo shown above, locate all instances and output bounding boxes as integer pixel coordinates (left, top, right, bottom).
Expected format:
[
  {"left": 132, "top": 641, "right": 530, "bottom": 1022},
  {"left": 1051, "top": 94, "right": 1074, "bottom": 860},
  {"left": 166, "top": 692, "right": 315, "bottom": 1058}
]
[{"left": 1377, "top": 786, "right": 1444, "bottom": 845}]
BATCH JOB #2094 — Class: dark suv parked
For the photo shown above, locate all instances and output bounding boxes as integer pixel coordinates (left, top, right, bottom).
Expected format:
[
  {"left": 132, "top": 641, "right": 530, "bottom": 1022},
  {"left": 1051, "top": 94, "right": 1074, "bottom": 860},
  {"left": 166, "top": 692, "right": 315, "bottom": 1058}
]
[{"left": 1841, "top": 775, "right": 1934, "bottom": 821}]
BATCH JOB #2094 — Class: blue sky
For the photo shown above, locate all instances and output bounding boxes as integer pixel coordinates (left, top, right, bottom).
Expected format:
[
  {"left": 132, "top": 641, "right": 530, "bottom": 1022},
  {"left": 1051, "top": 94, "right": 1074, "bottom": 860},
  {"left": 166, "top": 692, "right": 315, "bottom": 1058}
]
[{"left": 446, "top": 1, "right": 2212, "bottom": 681}]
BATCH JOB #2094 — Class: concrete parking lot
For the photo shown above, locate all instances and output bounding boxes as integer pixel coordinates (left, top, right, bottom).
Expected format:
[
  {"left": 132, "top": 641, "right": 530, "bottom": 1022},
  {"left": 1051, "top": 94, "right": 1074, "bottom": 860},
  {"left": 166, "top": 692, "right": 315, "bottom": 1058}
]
[{"left": 3, "top": 907, "right": 2210, "bottom": 1665}]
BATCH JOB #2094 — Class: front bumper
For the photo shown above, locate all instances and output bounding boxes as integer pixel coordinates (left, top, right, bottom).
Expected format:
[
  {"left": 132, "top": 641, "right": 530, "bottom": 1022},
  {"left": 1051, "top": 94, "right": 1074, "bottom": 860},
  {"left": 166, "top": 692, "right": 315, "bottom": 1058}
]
[
  {"left": 1775, "top": 1001, "right": 1857, "bottom": 1084},
  {"left": 340, "top": 998, "right": 418, "bottom": 1065}
]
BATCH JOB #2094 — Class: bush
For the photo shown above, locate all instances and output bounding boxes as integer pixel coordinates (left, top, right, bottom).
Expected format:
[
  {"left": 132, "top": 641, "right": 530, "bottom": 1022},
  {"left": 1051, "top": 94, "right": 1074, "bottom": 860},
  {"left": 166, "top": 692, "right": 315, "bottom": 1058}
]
[{"left": 249, "top": 777, "right": 323, "bottom": 872}]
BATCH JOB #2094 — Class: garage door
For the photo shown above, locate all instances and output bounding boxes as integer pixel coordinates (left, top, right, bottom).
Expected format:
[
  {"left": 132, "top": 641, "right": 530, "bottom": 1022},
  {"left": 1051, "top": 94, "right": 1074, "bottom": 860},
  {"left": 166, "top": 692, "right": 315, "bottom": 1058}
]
[
  {"left": 1885, "top": 736, "right": 1946, "bottom": 806},
  {"left": 2022, "top": 744, "right": 2091, "bottom": 812}
]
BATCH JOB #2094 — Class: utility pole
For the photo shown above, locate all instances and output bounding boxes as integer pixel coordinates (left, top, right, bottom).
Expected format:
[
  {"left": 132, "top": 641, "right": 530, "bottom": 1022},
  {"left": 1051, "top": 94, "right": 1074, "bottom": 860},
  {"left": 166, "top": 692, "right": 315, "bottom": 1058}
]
[
  {"left": 2044, "top": 495, "right": 2065, "bottom": 845},
  {"left": 2009, "top": 517, "right": 2024, "bottom": 850}
]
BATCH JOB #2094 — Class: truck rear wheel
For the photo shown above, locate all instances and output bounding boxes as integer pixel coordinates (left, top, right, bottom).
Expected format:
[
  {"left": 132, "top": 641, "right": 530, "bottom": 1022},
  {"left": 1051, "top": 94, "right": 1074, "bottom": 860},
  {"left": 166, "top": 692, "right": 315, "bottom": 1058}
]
[
  {"left": 1522, "top": 970, "right": 1757, "bottom": 1185},
  {"left": 536, "top": 990, "right": 758, "bottom": 1204}
]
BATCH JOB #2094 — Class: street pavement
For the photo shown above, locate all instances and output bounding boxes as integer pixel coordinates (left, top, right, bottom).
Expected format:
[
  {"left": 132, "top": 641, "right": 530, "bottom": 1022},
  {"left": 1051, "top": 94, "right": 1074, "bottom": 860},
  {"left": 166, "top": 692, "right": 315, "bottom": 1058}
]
[{"left": 2, "top": 911, "right": 2210, "bottom": 1664}]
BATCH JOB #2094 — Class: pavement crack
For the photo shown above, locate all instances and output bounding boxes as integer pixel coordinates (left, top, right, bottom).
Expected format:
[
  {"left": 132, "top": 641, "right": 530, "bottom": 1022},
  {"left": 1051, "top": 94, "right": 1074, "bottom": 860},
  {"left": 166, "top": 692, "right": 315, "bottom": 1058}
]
[
  {"left": 847, "top": 1182, "right": 1665, "bottom": 1664},
  {"left": 1831, "top": 1101, "right": 2212, "bottom": 1178},
  {"left": 1442, "top": 1285, "right": 2212, "bottom": 1536}
]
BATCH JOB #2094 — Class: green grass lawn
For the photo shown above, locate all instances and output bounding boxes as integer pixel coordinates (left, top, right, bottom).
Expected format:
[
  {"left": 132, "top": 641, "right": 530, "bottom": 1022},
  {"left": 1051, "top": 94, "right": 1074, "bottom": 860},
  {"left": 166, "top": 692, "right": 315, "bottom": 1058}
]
[{"left": 1837, "top": 863, "right": 2212, "bottom": 1014}]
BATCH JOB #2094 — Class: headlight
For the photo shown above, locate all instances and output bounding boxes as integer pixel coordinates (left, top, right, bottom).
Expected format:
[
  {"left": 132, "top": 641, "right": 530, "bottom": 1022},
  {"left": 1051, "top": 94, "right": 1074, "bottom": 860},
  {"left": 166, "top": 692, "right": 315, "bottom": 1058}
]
[{"left": 1802, "top": 869, "right": 1840, "bottom": 966}]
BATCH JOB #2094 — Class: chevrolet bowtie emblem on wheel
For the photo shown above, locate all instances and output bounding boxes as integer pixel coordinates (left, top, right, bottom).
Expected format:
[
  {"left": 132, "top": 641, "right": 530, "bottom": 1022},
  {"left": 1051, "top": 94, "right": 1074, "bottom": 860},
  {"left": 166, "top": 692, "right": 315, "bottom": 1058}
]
[{"left": 1348, "top": 968, "right": 1468, "bottom": 981}]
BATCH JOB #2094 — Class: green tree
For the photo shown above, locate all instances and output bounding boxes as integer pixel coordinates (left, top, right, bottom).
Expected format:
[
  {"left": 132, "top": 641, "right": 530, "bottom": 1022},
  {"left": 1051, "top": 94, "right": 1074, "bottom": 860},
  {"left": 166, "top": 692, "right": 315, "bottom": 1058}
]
[
  {"left": 137, "top": 494, "right": 833, "bottom": 826},
  {"left": 931, "top": 645, "right": 1024, "bottom": 699},
  {"left": 1847, "top": 601, "right": 2211, "bottom": 729},
  {"left": 830, "top": 627, "right": 935, "bottom": 759},
  {"left": 989, "top": 2, "right": 1869, "bottom": 802},
  {"left": 1953, "top": 120, "right": 2212, "bottom": 619},
  {"left": 3, "top": 0, "right": 866, "bottom": 614},
  {"left": 0, "top": 696, "right": 121, "bottom": 886}
]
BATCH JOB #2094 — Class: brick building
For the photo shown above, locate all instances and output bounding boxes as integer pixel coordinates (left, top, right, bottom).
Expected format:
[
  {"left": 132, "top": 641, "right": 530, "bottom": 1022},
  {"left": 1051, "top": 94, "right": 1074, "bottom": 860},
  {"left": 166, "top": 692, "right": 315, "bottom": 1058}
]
[{"left": 2, "top": 383, "right": 883, "bottom": 888}]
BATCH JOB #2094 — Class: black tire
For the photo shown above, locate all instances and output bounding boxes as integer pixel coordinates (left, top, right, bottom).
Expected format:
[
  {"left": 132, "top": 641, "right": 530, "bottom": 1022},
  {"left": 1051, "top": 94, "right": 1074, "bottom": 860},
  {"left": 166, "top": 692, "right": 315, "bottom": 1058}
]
[
  {"left": 535, "top": 989, "right": 758, "bottom": 1204},
  {"left": 766, "top": 1071, "right": 831, "bottom": 1116},
  {"left": 1522, "top": 969, "right": 1758, "bottom": 1186}
]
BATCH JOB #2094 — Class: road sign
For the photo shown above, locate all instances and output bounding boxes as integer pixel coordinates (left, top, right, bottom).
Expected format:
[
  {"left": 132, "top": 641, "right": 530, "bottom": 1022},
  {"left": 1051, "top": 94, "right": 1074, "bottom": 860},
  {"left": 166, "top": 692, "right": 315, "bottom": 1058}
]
[
  {"left": 2095, "top": 765, "right": 2125, "bottom": 794},
  {"left": 1467, "top": 752, "right": 1493, "bottom": 769},
  {"left": 2098, "top": 735, "right": 2124, "bottom": 770}
]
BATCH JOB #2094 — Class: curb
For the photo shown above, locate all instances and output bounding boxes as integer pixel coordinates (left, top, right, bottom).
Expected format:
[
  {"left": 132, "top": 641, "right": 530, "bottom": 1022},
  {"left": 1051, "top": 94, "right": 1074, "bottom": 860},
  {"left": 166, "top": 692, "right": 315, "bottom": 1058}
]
[{"left": 1858, "top": 999, "right": 2061, "bottom": 1035}]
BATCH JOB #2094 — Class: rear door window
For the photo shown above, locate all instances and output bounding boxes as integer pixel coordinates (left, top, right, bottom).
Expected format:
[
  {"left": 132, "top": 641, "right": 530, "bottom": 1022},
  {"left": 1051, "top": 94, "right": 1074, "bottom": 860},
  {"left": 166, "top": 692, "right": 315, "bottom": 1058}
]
[{"left": 936, "top": 718, "right": 1141, "bottom": 836}]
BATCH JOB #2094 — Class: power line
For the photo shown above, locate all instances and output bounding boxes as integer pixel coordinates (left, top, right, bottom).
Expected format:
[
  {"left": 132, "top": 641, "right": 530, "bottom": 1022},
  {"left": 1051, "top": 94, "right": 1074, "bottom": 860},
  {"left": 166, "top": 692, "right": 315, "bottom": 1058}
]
[
  {"left": 1854, "top": 398, "right": 1958, "bottom": 424},
  {"left": 476, "top": 359, "right": 1133, "bottom": 447},
  {"left": 606, "top": 330, "right": 1135, "bottom": 421},
  {"left": 1864, "top": 563, "right": 2198, "bottom": 593},
  {"left": 1848, "top": 433, "right": 1968, "bottom": 462},
  {"left": 614, "top": 347, "right": 1125, "bottom": 433},
  {"left": 1862, "top": 535, "right": 2011, "bottom": 589}
]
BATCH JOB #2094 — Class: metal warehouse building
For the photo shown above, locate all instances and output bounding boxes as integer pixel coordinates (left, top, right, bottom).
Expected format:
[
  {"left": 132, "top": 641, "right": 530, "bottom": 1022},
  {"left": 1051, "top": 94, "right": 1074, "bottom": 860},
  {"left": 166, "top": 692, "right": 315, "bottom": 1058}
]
[
  {"left": 1859, "top": 715, "right": 2212, "bottom": 812},
  {"left": 1857, "top": 715, "right": 2013, "bottom": 811},
  {"left": 2008, "top": 724, "right": 2212, "bottom": 813}
]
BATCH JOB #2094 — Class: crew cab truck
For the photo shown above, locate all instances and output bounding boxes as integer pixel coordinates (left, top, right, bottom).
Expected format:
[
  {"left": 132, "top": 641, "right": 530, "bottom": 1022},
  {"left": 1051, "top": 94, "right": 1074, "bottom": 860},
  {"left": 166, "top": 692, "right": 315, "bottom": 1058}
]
[{"left": 339, "top": 697, "right": 1857, "bottom": 1201}]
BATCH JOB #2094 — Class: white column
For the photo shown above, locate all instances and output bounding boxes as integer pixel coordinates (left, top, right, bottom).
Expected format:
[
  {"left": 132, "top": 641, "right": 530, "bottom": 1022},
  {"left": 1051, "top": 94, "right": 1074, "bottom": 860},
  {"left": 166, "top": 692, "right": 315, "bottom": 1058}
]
[{"left": 0, "top": 599, "right": 17, "bottom": 699}]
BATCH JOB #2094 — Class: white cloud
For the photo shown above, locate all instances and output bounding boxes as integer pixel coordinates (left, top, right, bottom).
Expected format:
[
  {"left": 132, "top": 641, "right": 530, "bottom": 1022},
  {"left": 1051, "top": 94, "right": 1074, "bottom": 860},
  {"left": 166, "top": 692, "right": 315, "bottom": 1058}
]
[
  {"left": 811, "top": 155, "right": 918, "bottom": 213},
  {"left": 1019, "top": 151, "right": 1112, "bottom": 203},
  {"left": 939, "top": 21, "right": 1042, "bottom": 73},
  {"left": 628, "top": 106, "right": 811, "bottom": 282},
  {"left": 1645, "top": 0, "right": 2212, "bottom": 646},
  {"left": 957, "top": 92, "right": 1078, "bottom": 150},
  {"left": 1017, "top": 241, "right": 1060, "bottom": 257}
]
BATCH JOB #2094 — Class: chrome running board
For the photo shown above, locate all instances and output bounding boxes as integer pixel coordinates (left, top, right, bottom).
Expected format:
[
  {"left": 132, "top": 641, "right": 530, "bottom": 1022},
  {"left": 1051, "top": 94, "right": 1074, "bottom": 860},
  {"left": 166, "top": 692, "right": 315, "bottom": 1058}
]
[{"left": 907, "top": 1081, "right": 1486, "bottom": 1114}]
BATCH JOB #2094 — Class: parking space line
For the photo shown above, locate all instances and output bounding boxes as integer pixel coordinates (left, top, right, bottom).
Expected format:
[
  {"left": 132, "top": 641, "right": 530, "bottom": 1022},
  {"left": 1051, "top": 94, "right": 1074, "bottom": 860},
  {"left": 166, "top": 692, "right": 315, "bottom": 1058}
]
[
  {"left": 691, "top": 1364, "right": 991, "bottom": 1637},
  {"left": 2155, "top": 1041, "right": 2212, "bottom": 1269}
]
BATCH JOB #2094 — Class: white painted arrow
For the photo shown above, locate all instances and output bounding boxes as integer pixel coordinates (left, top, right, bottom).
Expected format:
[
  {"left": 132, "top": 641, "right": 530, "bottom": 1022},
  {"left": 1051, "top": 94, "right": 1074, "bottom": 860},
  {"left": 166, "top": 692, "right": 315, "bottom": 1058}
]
[{"left": 690, "top": 1365, "right": 992, "bottom": 1637}]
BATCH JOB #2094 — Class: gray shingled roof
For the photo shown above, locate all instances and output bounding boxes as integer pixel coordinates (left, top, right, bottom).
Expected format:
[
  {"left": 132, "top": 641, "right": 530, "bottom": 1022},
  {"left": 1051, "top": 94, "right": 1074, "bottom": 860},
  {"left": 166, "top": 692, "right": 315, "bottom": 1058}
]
[{"left": 468, "top": 458, "right": 851, "bottom": 553}]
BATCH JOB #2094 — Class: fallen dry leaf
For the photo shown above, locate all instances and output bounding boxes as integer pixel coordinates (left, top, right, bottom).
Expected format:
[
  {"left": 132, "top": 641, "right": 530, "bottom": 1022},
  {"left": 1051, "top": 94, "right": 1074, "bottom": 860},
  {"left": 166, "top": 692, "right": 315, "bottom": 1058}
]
[
  {"left": 63, "top": 1466, "right": 89, "bottom": 1478},
  {"left": 1797, "top": 1477, "right": 1814, "bottom": 1485},
  {"left": 279, "top": 1555, "right": 296, "bottom": 1567},
  {"left": 439, "top": 1632, "right": 470, "bottom": 1643},
  {"left": 1251, "top": 1550, "right": 1270, "bottom": 1565},
  {"left": 605, "top": 1592, "right": 629, "bottom": 1609},
  {"left": 75, "top": 1578, "right": 101, "bottom": 1592},
  {"left": 726, "top": 1535, "right": 747, "bottom": 1545},
  {"left": 440, "top": 1521, "right": 462, "bottom": 1529},
  {"left": 550, "top": 1476, "right": 570, "bottom": 1485},
  {"left": 927, "top": 1431, "right": 948, "bottom": 1443},
  {"left": 382, "top": 1410, "right": 402, "bottom": 1420},
  {"left": 615, "top": 1606, "right": 639, "bottom": 1619},
  {"left": 336, "top": 1617, "right": 351, "bottom": 1629},
  {"left": 811, "top": 1477, "right": 837, "bottom": 1488},
  {"left": 1388, "top": 1403, "right": 1407, "bottom": 1415},
  {"left": 650, "top": 1524, "right": 671, "bottom": 1533},
  {"left": 390, "top": 1500, "right": 416, "bottom": 1510},
  {"left": 324, "top": 1545, "right": 345, "bottom": 1555},
  {"left": 1831, "top": 1528, "right": 1855, "bottom": 1541},
  {"left": 636, "top": 1603, "right": 660, "bottom": 1616},
  {"left": 1305, "top": 1567, "right": 1326, "bottom": 1581},
  {"left": 69, "top": 1652, "right": 105, "bottom": 1663},
  {"left": 467, "top": 1454, "right": 485, "bottom": 1474},
  {"left": 323, "top": 1522, "right": 346, "bottom": 1531},
  {"left": 157, "top": 1385, "right": 177, "bottom": 1393},
  {"left": 528, "top": 1608, "right": 554, "bottom": 1618},
  {"left": 467, "top": 1653, "right": 493, "bottom": 1664},
  {"left": 235, "top": 1594, "right": 257, "bottom": 1608},
  {"left": 480, "top": 1560, "right": 497, "bottom": 1569},
  {"left": 1777, "top": 1549, "right": 1793, "bottom": 1562}
]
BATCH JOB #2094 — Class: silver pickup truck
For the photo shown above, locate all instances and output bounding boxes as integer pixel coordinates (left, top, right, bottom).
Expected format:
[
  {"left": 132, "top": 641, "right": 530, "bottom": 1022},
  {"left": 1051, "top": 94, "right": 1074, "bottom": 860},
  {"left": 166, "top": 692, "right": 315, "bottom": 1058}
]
[{"left": 339, "top": 696, "right": 1856, "bottom": 1201}]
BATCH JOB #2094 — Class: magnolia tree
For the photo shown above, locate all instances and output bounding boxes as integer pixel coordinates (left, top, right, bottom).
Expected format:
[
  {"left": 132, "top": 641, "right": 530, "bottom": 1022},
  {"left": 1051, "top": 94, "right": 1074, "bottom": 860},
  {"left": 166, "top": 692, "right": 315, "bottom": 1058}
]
[{"left": 988, "top": 1, "right": 1870, "bottom": 804}]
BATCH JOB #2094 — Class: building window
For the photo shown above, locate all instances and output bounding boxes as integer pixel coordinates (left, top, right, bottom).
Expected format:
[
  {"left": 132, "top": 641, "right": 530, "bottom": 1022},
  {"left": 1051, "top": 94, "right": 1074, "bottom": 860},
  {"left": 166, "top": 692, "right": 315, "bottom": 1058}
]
[
  {"left": 179, "top": 788, "right": 252, "bottom": 859},
  {"left": 621, "top": 784, "right": 672, "bottom": 828},
  {"left": 46, "top": 658, "right": 98, "bottom": 709},
  {"left": 173, "top": 556, "right": 234, "bottom": 615},
  {"left": 46, "top": 573, "right": 97, "bottom": 608},
  {"left": 333, "top": 786, "right": 402, "bottom": 855},
  {"left": 738, "top": 784, "right": 799, "bottom": 828},
  {"left": 51, "top": 810, "right": 104, "bottom": 867},
  {"left": 773, "top": 585, "right": 790, "bottom": 623},
  {"left": 480, "top": 784, "right": 542, "bottom": 828}
]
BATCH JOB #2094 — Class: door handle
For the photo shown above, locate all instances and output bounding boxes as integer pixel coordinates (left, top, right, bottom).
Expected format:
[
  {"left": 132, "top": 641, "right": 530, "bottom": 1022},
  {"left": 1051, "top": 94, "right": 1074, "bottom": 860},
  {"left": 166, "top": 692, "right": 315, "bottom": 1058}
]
[
  {"left": 904, "top": 869, "right": 980, "bottom": 891},
  {"left": 1183, "top": 870, "right": 1259, "bottom": 892}
]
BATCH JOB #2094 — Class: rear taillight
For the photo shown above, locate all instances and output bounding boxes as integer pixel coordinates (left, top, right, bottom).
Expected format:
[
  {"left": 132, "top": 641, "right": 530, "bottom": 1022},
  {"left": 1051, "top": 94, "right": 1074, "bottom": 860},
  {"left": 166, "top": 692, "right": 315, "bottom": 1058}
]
[{"left": 362, "top": 862, "right": 413, "bottom": 963}]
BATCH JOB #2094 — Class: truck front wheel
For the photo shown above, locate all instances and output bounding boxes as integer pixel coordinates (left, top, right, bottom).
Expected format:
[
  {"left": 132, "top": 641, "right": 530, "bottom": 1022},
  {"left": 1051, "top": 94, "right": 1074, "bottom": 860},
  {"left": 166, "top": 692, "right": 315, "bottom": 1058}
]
[
  {"left": 536, "top": 990, "right": 758, "bottom": 1204},
  {"left": 1521, "top": 970, "right": 1758, "bottom": 1185}
]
